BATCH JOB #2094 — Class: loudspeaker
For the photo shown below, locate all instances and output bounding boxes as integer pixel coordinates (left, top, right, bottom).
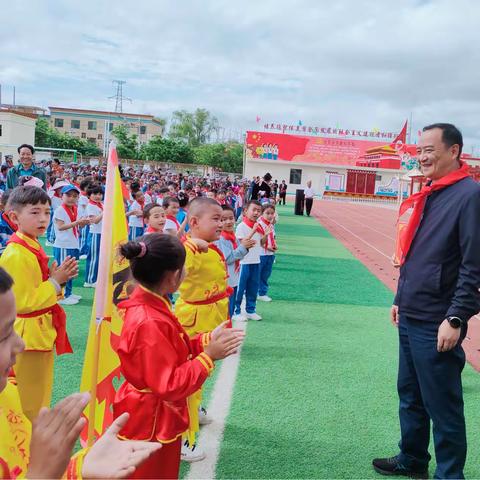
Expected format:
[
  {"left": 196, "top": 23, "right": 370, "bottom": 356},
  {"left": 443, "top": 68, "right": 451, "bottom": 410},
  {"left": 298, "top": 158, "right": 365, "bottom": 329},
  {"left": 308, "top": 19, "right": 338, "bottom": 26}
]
[{"left": 295, "top": 189, "right": 305, "bottom": 215}]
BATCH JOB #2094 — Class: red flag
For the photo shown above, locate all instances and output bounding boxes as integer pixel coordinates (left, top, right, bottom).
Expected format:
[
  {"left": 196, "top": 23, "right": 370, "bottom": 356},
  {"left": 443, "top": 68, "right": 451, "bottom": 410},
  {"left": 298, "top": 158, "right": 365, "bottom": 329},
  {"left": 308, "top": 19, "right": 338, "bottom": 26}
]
[{"left": 391, "top": 120, "right": 408, "bottom": 152}]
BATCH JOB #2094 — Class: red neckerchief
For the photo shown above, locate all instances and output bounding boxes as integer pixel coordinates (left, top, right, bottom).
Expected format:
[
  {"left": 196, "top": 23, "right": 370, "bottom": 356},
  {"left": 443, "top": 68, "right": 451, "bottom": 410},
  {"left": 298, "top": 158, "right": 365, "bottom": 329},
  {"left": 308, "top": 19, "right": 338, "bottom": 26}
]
[
  {"left": 259, "top": 217, "right": 277, "bottom": 252},
  {"left": 146, "top": 225, "right": 160, "bottom": 233},
  {"left": 221, "top": 231, "right": 240, "bottom": 273},
  {"left": 242, "top": 215, "right": 265, "bottom": 235},
  {"left": 1, "top": 212, "right": 17, "bottom": 233},
  {"left": 53, "top": 190, "right": 62, "bottom": 198},
  {"left": 166, "top": 214, "right": 180, "bottom": 230},
  {"left": 7, "top": 233, "right": 72, "bottom": 355},
  {"left": 89, "top": 199, "right": 104, "bottom": 211},
  {"left": 62, "top": 204, "right": 79, "bottom": 238},
  {"left": 397, "top": 161, "right": 470, "bottom": 265}
]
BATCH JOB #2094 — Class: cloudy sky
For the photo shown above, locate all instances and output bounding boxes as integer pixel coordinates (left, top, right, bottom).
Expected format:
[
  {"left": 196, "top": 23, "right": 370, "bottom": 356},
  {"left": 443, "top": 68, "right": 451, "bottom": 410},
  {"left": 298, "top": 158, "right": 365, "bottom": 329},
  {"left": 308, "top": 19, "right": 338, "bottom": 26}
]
[{"left": 1, "top": 0, "right": 480, "bottom": 150}]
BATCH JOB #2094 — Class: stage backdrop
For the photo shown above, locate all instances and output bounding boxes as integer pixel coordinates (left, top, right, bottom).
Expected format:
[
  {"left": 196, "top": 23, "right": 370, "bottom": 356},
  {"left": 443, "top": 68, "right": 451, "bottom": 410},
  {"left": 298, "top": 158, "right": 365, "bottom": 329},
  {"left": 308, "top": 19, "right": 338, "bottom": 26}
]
[{"left": 246, "top": 130, "right": 416, "bottom": 167}]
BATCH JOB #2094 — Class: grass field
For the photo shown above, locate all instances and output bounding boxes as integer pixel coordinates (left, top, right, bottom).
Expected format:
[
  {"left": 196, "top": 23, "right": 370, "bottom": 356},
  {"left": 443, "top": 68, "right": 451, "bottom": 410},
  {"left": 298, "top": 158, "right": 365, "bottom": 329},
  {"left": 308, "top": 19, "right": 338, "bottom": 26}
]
[{"left": 48, "top": 205, "right": 480, "bottom": 479}]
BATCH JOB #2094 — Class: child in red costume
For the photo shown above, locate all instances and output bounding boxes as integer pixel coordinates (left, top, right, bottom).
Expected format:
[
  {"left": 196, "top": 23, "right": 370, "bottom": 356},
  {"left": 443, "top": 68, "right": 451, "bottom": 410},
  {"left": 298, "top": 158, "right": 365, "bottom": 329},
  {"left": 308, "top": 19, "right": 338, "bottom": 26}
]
[{"left": 113, "top": 233, "right": 245, "bottom": 479}]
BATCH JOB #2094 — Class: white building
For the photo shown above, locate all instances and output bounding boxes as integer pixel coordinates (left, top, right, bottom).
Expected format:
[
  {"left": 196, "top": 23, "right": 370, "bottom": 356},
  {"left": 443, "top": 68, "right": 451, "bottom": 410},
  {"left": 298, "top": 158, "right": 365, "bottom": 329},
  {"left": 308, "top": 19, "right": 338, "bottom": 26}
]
[{"left": 0, "top": 110, "right": 36, "bottom": 164}]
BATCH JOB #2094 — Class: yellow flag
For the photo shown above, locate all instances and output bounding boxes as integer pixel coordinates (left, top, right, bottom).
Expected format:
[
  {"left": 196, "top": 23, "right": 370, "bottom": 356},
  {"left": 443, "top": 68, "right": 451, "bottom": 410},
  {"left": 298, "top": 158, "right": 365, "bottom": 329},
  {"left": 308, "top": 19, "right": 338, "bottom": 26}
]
[{"left": 80, "top": 145, "right": 132, "bottom": 445}]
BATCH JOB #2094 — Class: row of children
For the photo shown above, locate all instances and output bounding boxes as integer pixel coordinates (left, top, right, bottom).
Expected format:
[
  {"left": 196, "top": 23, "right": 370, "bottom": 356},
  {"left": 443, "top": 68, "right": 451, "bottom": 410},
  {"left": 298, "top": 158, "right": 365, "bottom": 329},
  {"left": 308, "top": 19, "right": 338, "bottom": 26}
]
[{"left": 0, "top": 184, "right": 278, "bottom": 478}]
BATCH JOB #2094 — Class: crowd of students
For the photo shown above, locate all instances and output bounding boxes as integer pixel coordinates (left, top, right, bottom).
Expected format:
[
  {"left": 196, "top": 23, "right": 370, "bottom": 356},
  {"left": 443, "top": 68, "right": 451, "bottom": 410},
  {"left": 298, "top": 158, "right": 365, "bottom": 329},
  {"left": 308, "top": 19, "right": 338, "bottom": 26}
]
[{"left": 0, "top": 149, "right": 282, "bottom": 479}]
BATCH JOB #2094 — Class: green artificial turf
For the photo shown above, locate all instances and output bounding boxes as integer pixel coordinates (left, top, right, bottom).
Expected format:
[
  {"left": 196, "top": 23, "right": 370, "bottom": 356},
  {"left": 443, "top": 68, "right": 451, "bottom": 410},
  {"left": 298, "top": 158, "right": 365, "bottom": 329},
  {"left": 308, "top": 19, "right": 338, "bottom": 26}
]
[{"left": 47, "top": 205, "right": 480, "bottom": 479}]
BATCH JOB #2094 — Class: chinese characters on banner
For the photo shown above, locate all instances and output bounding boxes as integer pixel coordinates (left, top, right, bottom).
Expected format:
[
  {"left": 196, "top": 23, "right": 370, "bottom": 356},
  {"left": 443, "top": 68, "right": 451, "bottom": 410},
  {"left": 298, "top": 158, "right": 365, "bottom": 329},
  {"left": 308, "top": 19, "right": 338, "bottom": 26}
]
[{"left": 262, "top": 122, "right": 398, "bottom": 139}]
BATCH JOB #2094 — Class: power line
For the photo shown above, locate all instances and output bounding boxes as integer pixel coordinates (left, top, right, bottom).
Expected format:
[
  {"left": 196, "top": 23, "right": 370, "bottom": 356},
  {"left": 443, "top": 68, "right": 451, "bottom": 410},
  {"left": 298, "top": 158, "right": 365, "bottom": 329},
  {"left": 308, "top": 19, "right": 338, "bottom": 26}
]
[{"left": 108, "top": 80, "right": 131, "bottom": 113}]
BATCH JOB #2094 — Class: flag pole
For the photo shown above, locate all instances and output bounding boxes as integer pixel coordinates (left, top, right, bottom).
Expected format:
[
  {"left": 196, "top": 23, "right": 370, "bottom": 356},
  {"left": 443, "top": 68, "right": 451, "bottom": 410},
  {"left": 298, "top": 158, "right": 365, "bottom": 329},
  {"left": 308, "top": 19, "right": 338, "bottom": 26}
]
[{"left": 86, "top": 142, "right": 119, "bottom": 446}]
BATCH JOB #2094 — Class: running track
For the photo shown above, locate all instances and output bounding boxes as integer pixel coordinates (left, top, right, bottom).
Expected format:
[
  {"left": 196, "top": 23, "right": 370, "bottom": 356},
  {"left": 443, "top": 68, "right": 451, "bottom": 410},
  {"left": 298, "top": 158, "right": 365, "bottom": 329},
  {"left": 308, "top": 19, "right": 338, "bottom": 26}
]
[{"left": 311, "top": 199, "right": 480, "bottom": 372}]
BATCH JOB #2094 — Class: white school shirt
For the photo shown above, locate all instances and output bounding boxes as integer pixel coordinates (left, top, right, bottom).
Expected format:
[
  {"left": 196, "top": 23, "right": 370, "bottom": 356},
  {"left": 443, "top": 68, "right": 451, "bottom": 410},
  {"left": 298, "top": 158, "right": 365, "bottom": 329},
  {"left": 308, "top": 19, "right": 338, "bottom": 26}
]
[
  {"left": 86, "top": 203, "right": 103, "bottom": 234},
  {"left": 53, "top": 205, "right": 79, "bottom": 249},
  {"left": 50, "top": 195, "right": 62, "bottom": 212},
  {"left": 128, "top": 201, "right": 144, "bottom": 228},
  {"left": 235, "top": 221, "right": 262, "bottom": 265},
  {"left": 144, "top": 193, "right": 153, "bottom": 205},
  {"left": 78, "top": 194, "right": 89, "bottom": 218},
  {"left": 304, "top": 186, "right": 315, "bottom": 199}
]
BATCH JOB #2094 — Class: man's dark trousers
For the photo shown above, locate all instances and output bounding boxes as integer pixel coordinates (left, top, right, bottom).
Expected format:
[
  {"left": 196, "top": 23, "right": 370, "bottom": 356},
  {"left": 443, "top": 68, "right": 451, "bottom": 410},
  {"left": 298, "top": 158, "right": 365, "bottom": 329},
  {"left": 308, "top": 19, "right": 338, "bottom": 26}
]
[
  {"left": 305, "top": 198, "right": 313, "bottom": 216},
  {"left": 397, "top": 315, "right": 467, "bottom": 479}
]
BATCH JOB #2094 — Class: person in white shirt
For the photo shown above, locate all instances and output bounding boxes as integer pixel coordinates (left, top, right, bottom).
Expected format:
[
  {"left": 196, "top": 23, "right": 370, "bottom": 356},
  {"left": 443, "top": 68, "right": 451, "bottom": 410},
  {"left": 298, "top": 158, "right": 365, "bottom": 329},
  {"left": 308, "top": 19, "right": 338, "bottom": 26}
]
[
  {"left": 84, "top": 184, "right": 103, "bottom": 288},
  {"left": 78, "top": 179, "right": 92, "bottom": 258},
  {"left": 127, "top": 191, "right": 145, "bottom": 240},
  {"left": 304, "top": 180, "right": 315, "bottom": 217},
  {"left": 257, "top": 203, "right": 277, "bottom": 302},
  {"left": 46, "top": 180, "right": 69, "bottom": 246},
  {"left": 232, "top": 200, "right": 268, "bottom": 322},
  {"left": 53, "top": 185, "right": 89, "bottom": 305}
]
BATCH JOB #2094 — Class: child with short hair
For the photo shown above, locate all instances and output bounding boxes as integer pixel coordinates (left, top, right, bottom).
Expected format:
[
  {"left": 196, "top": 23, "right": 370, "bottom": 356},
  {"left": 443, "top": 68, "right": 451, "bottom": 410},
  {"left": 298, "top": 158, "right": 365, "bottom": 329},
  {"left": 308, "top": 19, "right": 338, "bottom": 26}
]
[
  {"left": 53, "top": 185, "right": 89, "bottom": 305},
  {"left": 163, "top": 196, "right": 187, "bottom": 238},
  {"left": 78, "top": 178, "right": 93, "bottom": 259},
  {"left": 233, "top": 200, "right": 268, "bottom": 322},
  {"left": 215, "top": 205, "right": 255, "bottom": 318},
  {"left": 0, "top": 190, "right": 16, "bottom": 250},
  {"left": 84, "top": 183, "right": 103, "bottom": 288},
  {"left": 144, "top": 203, "right": 166, "bottom": 234},
  {"left": 114, "top": 234, "right": 244, "bottom": 479},
  {"left": 0, "top": 186, "right": 78, "bottom": 421},
  {"left": 257, "top": 203, "right": 278, "bottom": 302},
  {"left": 127, "top": 190, "right": 146, "bottom": 240}
]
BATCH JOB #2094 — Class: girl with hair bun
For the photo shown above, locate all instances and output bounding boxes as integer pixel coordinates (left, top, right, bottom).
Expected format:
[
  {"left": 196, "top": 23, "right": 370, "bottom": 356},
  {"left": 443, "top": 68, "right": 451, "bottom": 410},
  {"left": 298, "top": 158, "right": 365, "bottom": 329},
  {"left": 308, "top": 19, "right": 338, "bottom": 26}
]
[{"left": 113, "top": 233, "right": 245, "bottom": 479}]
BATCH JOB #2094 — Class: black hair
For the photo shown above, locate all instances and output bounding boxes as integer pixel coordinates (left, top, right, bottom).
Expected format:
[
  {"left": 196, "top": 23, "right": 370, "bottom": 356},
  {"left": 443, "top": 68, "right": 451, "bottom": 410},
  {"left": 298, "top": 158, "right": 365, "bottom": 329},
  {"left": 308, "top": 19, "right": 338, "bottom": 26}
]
[
  {"left": 0, "top": 189, "right": 12, "bottom": 208},
  {"left": 80, "top": 179, "right": 93, "bottom": 192},
  {"left": 244, "top": 199, "right": 262, "bottom": 210},
  {"left": 221, "top": 204, "right": 235, "bottom": 214},
  {"left": 6, "top": 186, "right": 51, "bottom": 211},
  {"left": 120, "top": 233, "right": 185, "bottom": 288},
  {"left": 0, "top": 267, "right": 13, "bottom": 293},
  {"left": 263, "top": 173, "right": 272, "bottom": 182},
  {"left": 1, "top": 165, "right": 8, "bottom": 172},
  {"left": 143, "top": 203, "right": 164, "bottom": 220},
  {"left": 423, "top": 123, "right": 463, "bottom": 160},
  {"left": 262, "top": 203, "right": 276, "bottom": 212},
  {"left": 17, "top": 144, "right": 34, "bottom": 154},
  {"left": 130, "top": 181, "right": 141, "bottom": 193},
  {"left": 86, "top": 183, "right": 104, "bottom": 197},
  {"left": 159, "top": 187, "right": 170, "bottom": 194},
  {"left": 177, "top": 191, "right": 189, "bottom": 208},
  {"left": 217, "top": 190, "right": 226, "bottom": 196},
  {"left": 163, "top": 196, "right": 179, "bottom": 209}
]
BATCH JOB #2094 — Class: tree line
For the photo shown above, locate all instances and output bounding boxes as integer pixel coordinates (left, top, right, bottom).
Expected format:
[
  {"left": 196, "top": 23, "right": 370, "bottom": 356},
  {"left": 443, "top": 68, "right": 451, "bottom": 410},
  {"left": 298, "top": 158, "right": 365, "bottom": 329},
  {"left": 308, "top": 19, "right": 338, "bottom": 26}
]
[{"left": 35, "top": 108, "right": 243, "bottom": 173}]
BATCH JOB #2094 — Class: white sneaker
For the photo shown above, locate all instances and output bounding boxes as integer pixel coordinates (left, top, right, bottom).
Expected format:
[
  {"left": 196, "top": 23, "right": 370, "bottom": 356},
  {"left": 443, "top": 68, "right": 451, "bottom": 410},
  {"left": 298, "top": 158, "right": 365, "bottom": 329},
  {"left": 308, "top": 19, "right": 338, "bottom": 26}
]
[
  {"left": 83, "top": 282, "right": 96, "bottom": 288},
  {"left": 70, "top": 294, "right": 82, "bottom": 301},
  {"left": 246, "top": 312, "right": 262, "bottom": 321},
  {"left": 257, "top": 295, "right": 272, "bottom": 302},
  {"left": 198, "top": 406, "right": 213, "bottom": 425},
  {"left": 79, "top": 254, "right": 87, "bottom": 260},
  {"left": 232, "top": 313, "right": 247, "bottom": 322},
  {"left": 59, "top": 296, "right": 79, "bottom": 306},
  {"left": 181, "top": 441, "right": 206, "bottom": 463}
]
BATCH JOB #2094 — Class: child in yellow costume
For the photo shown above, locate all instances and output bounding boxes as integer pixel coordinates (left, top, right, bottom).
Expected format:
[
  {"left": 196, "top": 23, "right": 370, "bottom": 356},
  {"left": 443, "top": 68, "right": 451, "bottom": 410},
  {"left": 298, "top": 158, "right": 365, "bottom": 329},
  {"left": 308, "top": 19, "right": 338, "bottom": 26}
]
[
  {"left": 176, "top": 197, "right": 232, "bottom": 336},
  {"left": 175, "top": 197, "right": 231, "bottom": 461},
  {"left": 0, "top": 266, "right": 160, "bottom": 479},
  {"left": 0, "top": 186, "right": 78, "bottom": 421}
]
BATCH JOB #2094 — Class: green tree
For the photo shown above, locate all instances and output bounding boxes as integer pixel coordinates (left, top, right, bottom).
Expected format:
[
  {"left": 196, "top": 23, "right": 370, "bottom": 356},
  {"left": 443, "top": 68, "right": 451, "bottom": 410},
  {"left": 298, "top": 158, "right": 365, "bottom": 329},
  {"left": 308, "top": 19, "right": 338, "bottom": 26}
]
[
  {"left": 169, "top": 108, "right": 219, "bottom": 146},
  {"left": 111, "top": 124, "right": 139, "bottom": 159},
  {"left": 193, "top": 141, "right": 243, "bottom": 173},
  {"left": 139, "top": 136, "right": 194, "bottom": 163}
]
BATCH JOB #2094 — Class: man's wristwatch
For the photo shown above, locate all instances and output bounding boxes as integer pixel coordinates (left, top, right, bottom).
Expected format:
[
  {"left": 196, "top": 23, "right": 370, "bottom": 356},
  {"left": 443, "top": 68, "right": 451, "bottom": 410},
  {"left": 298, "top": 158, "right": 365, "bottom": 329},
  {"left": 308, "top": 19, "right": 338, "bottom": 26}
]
[{"left": 446, "top": 316, "right": 465, "bottom": 329}]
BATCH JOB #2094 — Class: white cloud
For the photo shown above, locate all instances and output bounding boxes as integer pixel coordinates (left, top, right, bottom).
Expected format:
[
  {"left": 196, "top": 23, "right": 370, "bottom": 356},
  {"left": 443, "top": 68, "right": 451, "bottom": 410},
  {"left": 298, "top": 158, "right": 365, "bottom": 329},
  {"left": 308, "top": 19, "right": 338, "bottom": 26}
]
[{"left": 1, "top": 0, "right": 480, "bottom": 149}]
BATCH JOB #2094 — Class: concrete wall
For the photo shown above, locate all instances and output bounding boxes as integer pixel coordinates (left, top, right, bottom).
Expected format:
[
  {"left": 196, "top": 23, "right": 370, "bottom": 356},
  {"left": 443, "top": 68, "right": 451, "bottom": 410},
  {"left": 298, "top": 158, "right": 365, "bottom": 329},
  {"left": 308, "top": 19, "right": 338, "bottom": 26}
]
[{"left": 0, "top": 112, "right": 36, "bottom": 164}]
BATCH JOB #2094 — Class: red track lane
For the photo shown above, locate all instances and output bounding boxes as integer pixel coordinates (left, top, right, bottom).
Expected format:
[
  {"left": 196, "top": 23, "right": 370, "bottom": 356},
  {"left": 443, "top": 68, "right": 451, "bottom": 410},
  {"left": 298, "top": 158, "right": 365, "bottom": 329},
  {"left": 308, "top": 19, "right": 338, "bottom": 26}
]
[{"left": 311, "top": 199, "right": 480, "bottom": 372}]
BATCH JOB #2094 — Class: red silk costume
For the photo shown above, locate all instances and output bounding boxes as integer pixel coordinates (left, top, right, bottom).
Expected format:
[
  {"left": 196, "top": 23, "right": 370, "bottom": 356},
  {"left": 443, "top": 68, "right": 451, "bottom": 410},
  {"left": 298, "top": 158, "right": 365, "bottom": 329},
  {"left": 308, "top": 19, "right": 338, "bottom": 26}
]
[{"left": 113, "top": 285, "right": 214, "bottom": 479}]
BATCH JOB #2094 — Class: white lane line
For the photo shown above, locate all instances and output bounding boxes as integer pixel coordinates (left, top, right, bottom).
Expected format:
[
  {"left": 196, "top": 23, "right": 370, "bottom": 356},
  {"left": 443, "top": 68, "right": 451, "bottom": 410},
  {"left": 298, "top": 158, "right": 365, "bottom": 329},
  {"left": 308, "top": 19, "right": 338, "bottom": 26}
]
[
  {"left": 186, "top": 320, "right": 248, "bottom": 480},
  {"left": 318, "top": 211, "right": 392, "bottom": 260}
]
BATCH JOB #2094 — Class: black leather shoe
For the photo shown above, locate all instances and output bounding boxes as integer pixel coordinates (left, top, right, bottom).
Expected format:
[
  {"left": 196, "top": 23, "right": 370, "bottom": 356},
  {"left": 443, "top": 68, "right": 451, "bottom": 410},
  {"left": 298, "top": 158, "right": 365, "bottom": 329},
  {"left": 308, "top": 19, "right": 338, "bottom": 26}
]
[{"left": 372, "top": 456, "right": 428, "bottom": 479}]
